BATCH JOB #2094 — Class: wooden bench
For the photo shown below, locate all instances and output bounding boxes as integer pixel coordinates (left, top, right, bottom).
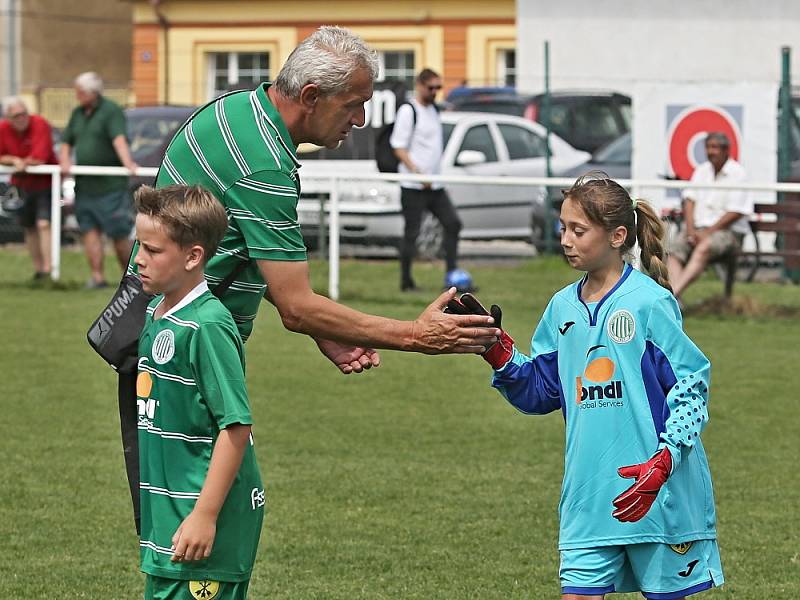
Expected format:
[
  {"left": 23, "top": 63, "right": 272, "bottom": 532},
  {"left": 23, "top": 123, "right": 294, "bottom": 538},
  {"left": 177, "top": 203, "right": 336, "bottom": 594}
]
[{"left": 732, "top": 195, "right": 800, "bottom": 292}]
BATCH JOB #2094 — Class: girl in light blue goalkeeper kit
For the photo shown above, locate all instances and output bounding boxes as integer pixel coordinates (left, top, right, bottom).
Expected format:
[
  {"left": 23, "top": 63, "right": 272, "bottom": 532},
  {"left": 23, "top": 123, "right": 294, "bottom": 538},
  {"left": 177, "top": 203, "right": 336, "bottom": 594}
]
[{"left": 457, "top": 175, "right": 724, "bottom": 599}]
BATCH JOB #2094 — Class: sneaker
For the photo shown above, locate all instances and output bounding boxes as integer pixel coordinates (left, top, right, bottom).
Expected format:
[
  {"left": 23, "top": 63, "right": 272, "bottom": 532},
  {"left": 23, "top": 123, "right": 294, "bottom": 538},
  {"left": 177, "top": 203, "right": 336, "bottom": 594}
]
[
  {"left": 85, "top": 279, "right": 110, "bottom": 289},
  {"left": 33, "top": 272, "right": 50, "bottom": 280},
  {"left": 401, "top": 280, "right": 420, "bottom": 292}
]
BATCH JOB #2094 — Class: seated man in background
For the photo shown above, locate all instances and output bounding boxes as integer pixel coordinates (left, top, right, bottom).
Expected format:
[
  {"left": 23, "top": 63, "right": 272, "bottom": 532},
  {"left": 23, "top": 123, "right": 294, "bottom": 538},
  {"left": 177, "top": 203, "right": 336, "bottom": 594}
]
[{"left": 667, "top": 132, "right": 753, "bottom": 299}]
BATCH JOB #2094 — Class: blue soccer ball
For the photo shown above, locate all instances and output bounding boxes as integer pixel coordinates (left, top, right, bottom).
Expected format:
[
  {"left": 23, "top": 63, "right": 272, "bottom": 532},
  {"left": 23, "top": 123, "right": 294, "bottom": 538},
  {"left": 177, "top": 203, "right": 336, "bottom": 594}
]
[{"left": 445, "top": 269, "right": 474, "bottom": 292}]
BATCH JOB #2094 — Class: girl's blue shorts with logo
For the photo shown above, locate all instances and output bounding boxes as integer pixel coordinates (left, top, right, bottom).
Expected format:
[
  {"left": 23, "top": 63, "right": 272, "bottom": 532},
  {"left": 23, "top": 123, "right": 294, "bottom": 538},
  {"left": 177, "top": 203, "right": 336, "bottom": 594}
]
[{"left": 560, "top": 539, "right": 724, "bottom": 599}]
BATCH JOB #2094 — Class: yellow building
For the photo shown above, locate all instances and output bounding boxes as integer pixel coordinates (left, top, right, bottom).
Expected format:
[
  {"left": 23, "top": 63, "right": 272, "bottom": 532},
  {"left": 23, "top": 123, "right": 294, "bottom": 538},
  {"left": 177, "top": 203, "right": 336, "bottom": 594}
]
[
  {"left": 0, "top": 0, "right": 132, "bottom": 126},
  {"left": 131, "top": 0, "right": 515, "bottom": 106}
]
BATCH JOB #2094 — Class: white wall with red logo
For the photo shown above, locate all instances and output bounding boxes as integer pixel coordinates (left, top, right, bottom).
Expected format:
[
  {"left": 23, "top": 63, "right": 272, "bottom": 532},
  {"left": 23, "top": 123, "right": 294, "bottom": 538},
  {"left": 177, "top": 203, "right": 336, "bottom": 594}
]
[{"left": 631, "top": 82, "right": 778, "bottom": 211}]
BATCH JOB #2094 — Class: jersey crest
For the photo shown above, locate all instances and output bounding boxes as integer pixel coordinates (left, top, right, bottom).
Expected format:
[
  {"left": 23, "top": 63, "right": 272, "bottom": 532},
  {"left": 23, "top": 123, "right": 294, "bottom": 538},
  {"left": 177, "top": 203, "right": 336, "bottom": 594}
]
[
  {"left": 607, "top": 310, "right": 635, "bottom": 344},
  {"left": 152, "top": 329, "right": 175, "bottom": 364}
]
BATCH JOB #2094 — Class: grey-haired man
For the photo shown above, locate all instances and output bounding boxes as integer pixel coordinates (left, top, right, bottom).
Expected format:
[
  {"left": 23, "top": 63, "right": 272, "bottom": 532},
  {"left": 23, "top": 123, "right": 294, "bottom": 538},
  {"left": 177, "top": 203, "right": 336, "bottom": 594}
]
[
  {"left": 667, "top": 132, "right": 753, "bottom": 298},
  {"left": 117, "top": 26, "right": 499, "bottom": 534},
  {"left": 60, "top": 71, "right": 138, "bottom": 288}
]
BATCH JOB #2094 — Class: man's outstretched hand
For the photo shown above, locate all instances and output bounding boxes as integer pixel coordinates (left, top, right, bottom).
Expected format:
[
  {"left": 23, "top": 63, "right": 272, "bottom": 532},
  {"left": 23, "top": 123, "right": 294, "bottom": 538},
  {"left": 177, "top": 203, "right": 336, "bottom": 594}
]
[
  {"left": 612, "top": 447, "right": 673, "bottom": 522},
  {"left": 445, "top": 293, "right": 514, "bottom": 369},
  {"left": 411, "top": 288, "right": 501, "bottom": 355},
  {"left": 315, "top": 338, "right": 380, "bottom": 374}
]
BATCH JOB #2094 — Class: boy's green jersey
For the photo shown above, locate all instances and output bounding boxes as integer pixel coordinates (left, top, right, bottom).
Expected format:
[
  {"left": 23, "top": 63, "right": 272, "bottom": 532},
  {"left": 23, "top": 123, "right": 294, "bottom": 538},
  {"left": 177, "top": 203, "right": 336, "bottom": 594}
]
[{"left": 137, "top": 283, "right": 264, "bottom": 582}]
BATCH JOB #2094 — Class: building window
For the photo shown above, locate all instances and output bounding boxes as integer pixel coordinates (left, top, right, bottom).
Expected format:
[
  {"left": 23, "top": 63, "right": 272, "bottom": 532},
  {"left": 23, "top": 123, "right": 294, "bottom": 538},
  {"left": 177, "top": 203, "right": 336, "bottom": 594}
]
[
  {"left": 207, "top": 52, "right": 270, "bottom": 100},
  {"left": 497, "top": 49, "right": 516, "bottom": 87},
  {"left": 378, "top": 51, "right": 416, "bottom": 92}
]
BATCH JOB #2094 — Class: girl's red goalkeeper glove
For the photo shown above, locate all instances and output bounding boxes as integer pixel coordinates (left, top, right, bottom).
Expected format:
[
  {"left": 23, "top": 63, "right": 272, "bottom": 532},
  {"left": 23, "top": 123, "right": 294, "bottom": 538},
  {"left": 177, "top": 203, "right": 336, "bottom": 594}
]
[
  {"left": 611, "top": 447, "right": 673, "bottom": 522},
  {"left": 445, "top": 293, "right": 514, "bottom": 369}
]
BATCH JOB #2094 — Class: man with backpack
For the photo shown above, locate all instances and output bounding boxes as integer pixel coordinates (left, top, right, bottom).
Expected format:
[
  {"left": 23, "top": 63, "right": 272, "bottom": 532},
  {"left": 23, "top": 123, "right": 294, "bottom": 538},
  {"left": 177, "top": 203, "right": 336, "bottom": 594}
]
[{"left": 390, "top": 68, "right": 463, "bottom": 292}]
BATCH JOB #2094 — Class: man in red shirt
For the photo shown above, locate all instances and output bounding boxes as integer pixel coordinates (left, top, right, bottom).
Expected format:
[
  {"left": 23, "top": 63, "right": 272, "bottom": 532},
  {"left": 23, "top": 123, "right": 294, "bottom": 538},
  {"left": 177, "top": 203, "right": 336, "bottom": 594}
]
[{"left": 0, "top": 97, "right": 58, "bottom": 278}]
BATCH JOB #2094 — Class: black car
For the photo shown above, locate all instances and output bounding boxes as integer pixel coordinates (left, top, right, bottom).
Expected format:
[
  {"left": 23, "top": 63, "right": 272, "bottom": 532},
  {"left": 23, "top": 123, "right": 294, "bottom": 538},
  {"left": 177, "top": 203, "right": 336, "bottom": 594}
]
[
  {"left": 126, "top": 105, "right": 196, "bottom": 188},
  {"left": 447, "top": 89, "right": 631, "bottom": 154},
  {"left": 531, "top": 91, "right": 631, "bottom": 154}
]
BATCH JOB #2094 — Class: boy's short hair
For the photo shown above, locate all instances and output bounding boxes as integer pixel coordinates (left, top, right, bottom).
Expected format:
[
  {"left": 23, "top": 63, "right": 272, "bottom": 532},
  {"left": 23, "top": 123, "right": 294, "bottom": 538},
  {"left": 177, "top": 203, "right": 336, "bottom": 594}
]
[{"left": 134, "top": 185, "right": 228, "bottom": 264}]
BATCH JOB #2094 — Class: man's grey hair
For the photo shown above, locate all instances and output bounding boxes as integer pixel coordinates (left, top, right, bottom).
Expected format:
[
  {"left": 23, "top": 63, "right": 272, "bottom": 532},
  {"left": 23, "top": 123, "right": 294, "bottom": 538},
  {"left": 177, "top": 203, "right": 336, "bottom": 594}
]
[
  {"left": 74, "top": 71, "right": 104, "bottom": 95},
  {"left": 706, "top": 132, "right": 730, "bottom": 149},
  {"left": 1, "top": 95, "right": 27, "bottom": 115},
  {"left": 273, "top": 26, "right": 378, "bottom": 98}
]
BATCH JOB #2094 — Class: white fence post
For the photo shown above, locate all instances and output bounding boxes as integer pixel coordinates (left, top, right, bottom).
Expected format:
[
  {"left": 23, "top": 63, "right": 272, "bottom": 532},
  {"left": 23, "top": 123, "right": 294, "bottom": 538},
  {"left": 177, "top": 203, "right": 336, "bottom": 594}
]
[
  {"left": 328, "top": 176, "right": 340, "bottom": 301},
  {"left": 50, "top": 170, "right": 62, "bottom": 281}
]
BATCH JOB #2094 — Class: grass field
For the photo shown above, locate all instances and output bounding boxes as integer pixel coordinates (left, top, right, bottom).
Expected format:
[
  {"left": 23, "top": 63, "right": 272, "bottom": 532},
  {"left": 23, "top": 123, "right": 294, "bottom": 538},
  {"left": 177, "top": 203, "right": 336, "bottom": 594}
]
[{"left": 1, "top": 247, "right": 798, "bottom": 599}]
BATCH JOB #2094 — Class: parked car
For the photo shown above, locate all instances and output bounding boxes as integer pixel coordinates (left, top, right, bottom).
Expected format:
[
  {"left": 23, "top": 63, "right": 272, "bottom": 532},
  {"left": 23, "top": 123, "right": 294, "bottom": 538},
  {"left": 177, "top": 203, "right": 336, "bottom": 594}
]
[
  {"left": 0, "top": 179, "right": 24, "bottom": 244},
  {"left": 556, "top": 131, "right": 632, "bottom": 182},
  {"left": 126, "top": 105, "right": 196, "bottom": 188},
  {"left": 296, "top": 112, "right": 590, "bottom": 255},
  {"left": 447, "top": 89, "right": 631, "bottom": 154}
]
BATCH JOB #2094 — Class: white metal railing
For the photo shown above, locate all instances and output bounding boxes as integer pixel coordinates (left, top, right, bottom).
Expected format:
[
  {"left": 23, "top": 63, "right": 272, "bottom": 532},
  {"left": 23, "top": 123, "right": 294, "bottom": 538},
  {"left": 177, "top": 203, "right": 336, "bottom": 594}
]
[
  {"left": 0, "top": 165, "right": 156, "bottom": 279},
  {"left": 2, "top": 165, "right": 799, "bottom": 299}
]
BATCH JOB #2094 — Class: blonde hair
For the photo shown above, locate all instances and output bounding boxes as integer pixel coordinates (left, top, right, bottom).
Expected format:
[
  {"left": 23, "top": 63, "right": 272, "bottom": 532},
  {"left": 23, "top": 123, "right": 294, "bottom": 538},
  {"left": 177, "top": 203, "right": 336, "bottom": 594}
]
[
  {"left": 134, "top": 185, "right": 228, "bottom": 264},
  {"left": 563, "top": 172, "right": 672, "bottom": 292}
]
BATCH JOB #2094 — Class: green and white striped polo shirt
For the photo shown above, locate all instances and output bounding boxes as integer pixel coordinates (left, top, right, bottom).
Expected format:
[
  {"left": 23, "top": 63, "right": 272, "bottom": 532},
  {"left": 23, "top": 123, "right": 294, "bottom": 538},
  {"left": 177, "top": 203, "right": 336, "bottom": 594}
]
[
  {"left": 131, "top": 83, "right": 307, "bottom": 341},
  {"left": 137, "top": 282, "right": 264, "bottom": 582}
]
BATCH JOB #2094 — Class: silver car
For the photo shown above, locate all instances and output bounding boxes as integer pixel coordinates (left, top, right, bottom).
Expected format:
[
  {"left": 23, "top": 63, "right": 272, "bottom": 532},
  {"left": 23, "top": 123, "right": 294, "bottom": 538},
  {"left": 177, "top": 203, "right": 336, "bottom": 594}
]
[{"left": 297, "top": 112, "right": 589, "bottom": 255}]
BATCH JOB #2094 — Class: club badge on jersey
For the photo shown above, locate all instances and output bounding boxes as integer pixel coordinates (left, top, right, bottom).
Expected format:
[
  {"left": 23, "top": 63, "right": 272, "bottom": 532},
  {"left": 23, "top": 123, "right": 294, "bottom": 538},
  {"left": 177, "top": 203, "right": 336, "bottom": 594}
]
[
  {"left": 607, "top": 310, "right": 636, "bottom": 344},
  {"left": 152, "top": 329, "right": 175, "bottom": 364}
]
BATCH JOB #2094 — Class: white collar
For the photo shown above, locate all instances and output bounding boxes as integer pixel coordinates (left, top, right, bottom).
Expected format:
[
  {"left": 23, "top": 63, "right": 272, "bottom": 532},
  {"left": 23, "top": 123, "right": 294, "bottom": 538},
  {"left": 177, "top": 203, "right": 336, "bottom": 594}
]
[
  {"left": 709, "top": 158, "right": 736, "bottom": 179},
  {"left": 720, "top": 158, "right": 736, "bottom": 176},
  {"left": 159, "top": 280, "right": 209, "bottom": 319}
]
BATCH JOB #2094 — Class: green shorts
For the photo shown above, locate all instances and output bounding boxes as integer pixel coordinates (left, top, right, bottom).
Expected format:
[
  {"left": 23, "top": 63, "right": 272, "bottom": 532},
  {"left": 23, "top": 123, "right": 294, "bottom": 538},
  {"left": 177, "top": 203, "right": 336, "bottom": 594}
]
[
  {"left": 75, "top": 188, "right": 134, "bottom": 240},
  {"left": 560, "top": 539, "right": 724, "bottom": 598},
  {"left": 144, "top": 575, "right": 250, "bottom": 600}
]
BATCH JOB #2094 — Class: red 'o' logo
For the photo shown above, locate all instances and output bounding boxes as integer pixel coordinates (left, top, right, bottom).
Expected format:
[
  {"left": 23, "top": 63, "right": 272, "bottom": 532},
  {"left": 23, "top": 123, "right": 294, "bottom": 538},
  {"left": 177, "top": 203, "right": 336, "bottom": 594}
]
[{"left": 667, "top": 106, "right": 741, "bottom": 181}]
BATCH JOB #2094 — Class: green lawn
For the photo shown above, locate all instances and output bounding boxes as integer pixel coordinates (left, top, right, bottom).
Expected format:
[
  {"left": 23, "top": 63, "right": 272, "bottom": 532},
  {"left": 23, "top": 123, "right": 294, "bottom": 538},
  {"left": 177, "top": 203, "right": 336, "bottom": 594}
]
[{"left": 0, "top": 247, "right": 797, "bottom": 598}]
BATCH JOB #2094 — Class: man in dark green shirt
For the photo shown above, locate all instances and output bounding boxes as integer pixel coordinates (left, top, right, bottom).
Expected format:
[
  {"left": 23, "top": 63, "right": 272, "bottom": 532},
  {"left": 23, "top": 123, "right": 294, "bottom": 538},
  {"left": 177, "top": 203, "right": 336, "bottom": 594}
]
[{"left": 60, "top": 71, "right": 138, "bottom": 288}]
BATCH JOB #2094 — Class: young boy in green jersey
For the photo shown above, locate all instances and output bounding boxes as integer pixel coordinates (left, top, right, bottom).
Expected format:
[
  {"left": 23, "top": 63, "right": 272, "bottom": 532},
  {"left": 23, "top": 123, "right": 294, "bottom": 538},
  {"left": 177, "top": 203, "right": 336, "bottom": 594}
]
[{"left": 133, "top": 184, "right": 264, "bottom": 599}]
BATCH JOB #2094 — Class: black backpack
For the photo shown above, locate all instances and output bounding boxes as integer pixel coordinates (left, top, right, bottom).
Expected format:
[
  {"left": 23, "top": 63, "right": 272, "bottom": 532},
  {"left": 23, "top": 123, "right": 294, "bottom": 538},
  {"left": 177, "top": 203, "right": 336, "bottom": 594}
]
[{"left": 375, "top": 102, "right": 418, "bottom": 172}]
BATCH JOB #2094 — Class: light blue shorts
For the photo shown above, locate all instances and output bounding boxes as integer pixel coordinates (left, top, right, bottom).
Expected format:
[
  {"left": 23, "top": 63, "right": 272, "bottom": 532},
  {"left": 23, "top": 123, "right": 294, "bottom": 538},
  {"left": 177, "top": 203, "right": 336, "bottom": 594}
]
[{"left": 560, "top": 539, "right": 724, "bottom": 599}]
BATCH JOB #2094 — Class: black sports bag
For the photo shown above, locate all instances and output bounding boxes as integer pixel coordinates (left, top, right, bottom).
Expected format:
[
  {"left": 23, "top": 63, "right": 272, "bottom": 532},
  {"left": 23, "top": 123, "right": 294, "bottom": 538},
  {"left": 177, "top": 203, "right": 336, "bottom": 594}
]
[{"left": 86, "top": 273, "right": 154, "bottom": 374}]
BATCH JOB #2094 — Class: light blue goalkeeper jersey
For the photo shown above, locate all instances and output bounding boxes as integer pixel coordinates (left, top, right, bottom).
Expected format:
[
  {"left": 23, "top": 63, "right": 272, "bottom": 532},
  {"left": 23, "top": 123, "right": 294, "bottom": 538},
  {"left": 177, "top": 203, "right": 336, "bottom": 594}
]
[{"left": 492, "top": 264, "right": 718, "bottom": 549}]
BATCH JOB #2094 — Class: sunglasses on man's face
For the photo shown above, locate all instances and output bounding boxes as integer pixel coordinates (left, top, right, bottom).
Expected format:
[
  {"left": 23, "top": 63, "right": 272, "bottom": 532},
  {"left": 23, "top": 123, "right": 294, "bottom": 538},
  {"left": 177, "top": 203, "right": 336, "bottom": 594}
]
[{"left": 427, "top": 85, "right": 442, "bottom": 92}]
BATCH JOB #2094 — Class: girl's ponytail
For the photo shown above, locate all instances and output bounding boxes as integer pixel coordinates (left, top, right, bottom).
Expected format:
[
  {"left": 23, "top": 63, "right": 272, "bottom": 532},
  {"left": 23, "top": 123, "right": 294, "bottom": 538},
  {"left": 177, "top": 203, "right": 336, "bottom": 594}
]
[{"left": 633, "top": 200, "right": 672, "bottom": 293}]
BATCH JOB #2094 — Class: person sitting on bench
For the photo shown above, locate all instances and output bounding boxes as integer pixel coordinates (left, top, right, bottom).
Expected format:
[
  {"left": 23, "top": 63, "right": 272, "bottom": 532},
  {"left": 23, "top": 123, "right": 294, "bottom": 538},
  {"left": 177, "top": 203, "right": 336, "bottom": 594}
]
[{"left": 667, "top": 132, "right": 753, "bottom": 299}]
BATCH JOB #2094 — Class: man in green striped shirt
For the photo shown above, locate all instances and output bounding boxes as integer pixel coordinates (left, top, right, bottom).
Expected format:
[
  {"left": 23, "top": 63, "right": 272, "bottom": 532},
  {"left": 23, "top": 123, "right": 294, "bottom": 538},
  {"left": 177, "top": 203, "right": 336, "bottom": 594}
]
[
  {"left": 121, "top": 26, "right": 499, "bottom": 533},
  {"left": 138, "top": 25, "right": 498, "bottom": 362}
]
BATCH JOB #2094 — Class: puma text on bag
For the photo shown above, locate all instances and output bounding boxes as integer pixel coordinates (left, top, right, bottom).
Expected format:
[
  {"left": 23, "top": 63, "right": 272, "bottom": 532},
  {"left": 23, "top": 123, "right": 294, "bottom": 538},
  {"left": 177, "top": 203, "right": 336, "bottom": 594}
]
[{"left": 87, "top": 273, "right": 154, "bottom": 374}]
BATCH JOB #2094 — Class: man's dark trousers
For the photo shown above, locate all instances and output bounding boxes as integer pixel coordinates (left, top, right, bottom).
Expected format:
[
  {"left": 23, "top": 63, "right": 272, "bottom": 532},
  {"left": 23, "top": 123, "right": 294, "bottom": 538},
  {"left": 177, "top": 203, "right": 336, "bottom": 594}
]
[{"left": 400, "top": 187, "right": 462, "bottom": 287}]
